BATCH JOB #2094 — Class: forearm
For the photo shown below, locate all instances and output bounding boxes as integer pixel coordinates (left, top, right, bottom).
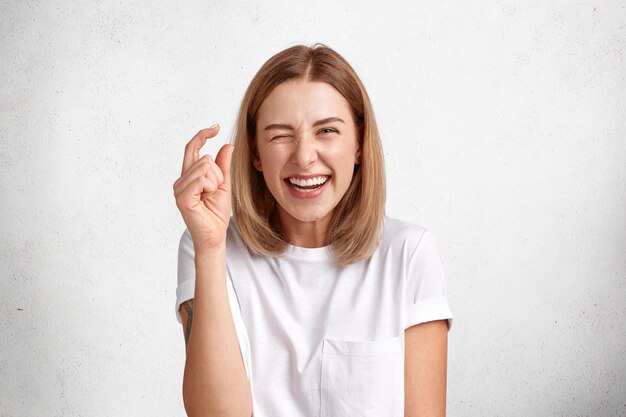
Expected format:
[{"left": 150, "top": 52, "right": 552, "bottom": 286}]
[
  {"left": 182, "top": 246, "right": 252, "bottom": 417},
  {"left": 404, "top": 320, "right": 448, "bottom": 417}
]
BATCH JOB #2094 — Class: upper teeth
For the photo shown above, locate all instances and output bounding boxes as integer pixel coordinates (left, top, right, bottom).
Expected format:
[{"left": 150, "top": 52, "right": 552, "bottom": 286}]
[{"left": 288, "top": 176, "right": 329, "bottom": 187}]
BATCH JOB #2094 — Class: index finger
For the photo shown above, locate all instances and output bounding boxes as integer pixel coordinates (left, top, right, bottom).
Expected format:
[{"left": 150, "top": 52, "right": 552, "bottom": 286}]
[{"left": 181, "top": 124, "right": 220, "bottom": 175}]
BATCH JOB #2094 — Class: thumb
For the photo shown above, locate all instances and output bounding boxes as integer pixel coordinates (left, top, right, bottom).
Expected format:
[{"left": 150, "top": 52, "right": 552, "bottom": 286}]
[{"left": 215, "top": 144, "right": 235, "bottom": 189}]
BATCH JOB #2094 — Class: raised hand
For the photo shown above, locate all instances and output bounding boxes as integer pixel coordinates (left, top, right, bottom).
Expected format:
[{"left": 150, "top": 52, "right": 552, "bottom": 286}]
[{"left": 173, "top": 125, "right": 234, "bottom": 253}]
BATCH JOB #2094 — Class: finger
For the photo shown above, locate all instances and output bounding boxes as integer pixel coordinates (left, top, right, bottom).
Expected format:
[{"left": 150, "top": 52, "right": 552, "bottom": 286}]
[
  {"left": 176, "top": 175, "right": 219, "bottom": 210},
  {"left": 175, "top": 155, "right": 221, "bottom": 197},
  {"left": 215, "top": 144, "right": 234, "bottom": 190},
  {"left": 181, "top": 124, "right": 220, "bottom": 176},
  {"left": 208, "top": 156, "right": 225, "bottom": 185}
]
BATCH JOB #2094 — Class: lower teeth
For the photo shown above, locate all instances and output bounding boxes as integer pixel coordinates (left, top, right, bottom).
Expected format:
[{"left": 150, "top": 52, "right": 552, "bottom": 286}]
[{"left": 293, "top": 184, "right": 323, "bottom": 192}]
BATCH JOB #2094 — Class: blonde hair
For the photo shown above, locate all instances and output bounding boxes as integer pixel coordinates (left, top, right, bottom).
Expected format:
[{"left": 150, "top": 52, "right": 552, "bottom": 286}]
[{"left": 231, "top": 44, "right": 385, "bottom": 266}]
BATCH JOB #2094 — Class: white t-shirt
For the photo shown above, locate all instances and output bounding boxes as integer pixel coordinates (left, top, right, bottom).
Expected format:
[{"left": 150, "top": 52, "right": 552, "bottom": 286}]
[{"left": 175, "top": 216, "right": 453, "bottom": 417}]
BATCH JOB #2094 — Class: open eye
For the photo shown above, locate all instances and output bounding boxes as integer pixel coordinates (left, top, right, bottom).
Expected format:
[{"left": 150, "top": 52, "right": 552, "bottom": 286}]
[{"left": 318, "top": 127, "right": 338, "bottom": 135}]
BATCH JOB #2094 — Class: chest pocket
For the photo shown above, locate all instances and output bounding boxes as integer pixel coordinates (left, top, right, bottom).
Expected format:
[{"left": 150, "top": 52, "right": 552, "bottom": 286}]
[{"left": 320, "top": 336, "right": 403, "bottom": 417}]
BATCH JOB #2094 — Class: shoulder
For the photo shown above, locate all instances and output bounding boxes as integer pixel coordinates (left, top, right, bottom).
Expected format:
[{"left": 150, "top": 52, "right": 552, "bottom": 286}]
[
  {"left": 226, "top": 217, "right": 245, "bottom": 247},
  {"left": 226, "top": 217, "right": 256, "bottom": 260},
  {"left": 379, "top": 216, "right": 431, "bottom": 254},
  {"left": 382, "top": 216, "right": 428, "bottom": 239}
]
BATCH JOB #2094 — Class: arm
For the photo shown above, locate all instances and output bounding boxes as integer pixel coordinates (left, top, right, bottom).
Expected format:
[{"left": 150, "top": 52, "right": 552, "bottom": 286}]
[
  {"left": 174, "top": 126, "right": 251, "bottom": 417},
  {"left": 180, "top": 246, "right": 252, "bottom": 417},
  {"left": 404, "top": 319, "right": 449, "bottom": 417}
]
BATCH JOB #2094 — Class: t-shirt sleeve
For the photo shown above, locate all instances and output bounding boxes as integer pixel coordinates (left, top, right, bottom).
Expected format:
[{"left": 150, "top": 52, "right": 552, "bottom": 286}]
[
  {"left": 404, "top": 229, "right": 453, "bottom": 331},
  {"left": 175, "top": 228, "right": 196, "bottom": 324}
]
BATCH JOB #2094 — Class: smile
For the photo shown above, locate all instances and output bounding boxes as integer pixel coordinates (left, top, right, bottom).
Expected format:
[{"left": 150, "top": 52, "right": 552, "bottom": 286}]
[{"left": 285, "top": 175, "right": 330, "bottom": 193}]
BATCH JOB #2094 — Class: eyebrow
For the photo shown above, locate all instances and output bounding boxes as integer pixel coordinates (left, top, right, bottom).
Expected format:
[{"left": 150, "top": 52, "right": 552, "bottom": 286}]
[{"left": 263, "top": 117, "right": 345, "bottom": 131}]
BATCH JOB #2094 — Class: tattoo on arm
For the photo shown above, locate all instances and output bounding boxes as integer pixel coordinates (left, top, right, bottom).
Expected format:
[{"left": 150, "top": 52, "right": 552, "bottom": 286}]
[{"left": 182, "top": 299, "right": 194, "bottom": 349}]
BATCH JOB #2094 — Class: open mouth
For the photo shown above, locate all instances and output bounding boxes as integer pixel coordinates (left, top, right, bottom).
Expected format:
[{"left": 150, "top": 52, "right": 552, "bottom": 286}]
[{"left": 285, "top": 175, "right": 330, "bottom": 193}]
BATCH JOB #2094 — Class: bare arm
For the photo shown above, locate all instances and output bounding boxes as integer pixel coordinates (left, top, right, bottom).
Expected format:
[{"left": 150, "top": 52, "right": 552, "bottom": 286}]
[
  {"left": 404, "top": 319, "right": 449, "bottom": 417},
  {"left": 180, "top": 246, "right": 252, "bottom": 417},
  {"left": 174, "top": 127, "right": 251, "bottom": 417}
]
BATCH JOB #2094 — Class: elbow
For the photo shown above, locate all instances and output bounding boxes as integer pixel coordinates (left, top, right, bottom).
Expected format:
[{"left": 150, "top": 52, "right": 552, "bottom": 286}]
[
  {"left": 182, "top": 384, "right": 252, "bottom": 417},
  {"left": 183, "top": 405, "right": 252, "bottom": 417}
]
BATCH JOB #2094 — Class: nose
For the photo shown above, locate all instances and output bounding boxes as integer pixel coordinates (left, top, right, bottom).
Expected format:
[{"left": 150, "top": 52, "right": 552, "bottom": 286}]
[{"left": 291, "top": 133, "right": 317, "bottom": 168}]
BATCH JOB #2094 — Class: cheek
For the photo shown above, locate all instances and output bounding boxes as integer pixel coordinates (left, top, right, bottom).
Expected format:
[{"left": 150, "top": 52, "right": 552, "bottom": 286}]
[
  {"left": 258, "top": 153, "right": 285, "bottom": 188},
  {"left": 256, "top": 147, "right": 273, "bottom": 172}
]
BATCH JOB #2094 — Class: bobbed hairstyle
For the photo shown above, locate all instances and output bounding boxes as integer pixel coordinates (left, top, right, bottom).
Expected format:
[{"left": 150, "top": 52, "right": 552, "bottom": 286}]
[{"left": 231, "top": 44, "right": 385, "bottom": 266}]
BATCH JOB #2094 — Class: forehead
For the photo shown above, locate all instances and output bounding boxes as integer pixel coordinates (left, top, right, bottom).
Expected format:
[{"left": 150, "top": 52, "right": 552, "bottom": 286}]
[{"left": 257, "top": 80, "right": 354, "bottom": 124}]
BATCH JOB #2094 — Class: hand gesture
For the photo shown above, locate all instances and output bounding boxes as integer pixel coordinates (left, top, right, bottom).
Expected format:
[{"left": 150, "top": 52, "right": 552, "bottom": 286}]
[{"left": 173, "top": 125, "right": 234, "bottom": 253}]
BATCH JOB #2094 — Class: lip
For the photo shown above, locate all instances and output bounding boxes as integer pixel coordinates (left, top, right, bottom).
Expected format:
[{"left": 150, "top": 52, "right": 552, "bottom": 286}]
[
  {"left": 284, "top": 174, "right": 331, "bottom": 180},
  {"left": 283, "top": 174, "right": 331, "bottom": 199}
]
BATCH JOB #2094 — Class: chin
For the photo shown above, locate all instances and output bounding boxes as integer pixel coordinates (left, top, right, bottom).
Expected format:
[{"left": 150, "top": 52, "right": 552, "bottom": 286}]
[
  {"left": 292, "top": 211, "right": 330, "bottom": 223},
  {"left": 281, "top": 205, "right": 334, "bottom": 224}
]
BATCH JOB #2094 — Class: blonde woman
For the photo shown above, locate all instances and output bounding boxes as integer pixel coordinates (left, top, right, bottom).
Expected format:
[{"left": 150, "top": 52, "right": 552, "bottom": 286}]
[{"left": 173, "top": 44, "right": 453, "bottom": 417}]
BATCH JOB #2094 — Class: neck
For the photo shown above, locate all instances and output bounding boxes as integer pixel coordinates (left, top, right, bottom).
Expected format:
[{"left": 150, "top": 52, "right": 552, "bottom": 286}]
[{"left": 277, "top": 209, "right": 331, "bottom": 248}]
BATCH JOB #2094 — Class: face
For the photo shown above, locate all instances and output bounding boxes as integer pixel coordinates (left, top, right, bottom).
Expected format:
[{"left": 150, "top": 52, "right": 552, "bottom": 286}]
[{"left": 253, "top": 79, "right": 361, "bottom": 233}]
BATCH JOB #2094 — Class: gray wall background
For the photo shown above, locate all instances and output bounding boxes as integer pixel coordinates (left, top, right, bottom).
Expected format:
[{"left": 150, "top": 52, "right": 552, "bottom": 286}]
[{"left": 1, "top": 1, "right": 625, "bottom": 416}]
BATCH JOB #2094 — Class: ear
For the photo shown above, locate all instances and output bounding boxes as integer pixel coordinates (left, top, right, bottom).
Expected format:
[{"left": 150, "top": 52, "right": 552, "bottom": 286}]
[
  {"left": 354, "top": 136, "right": 363, "bottom": 165},
  {"left": 250, "top": 141, "right": 263, "bottom": 171},
  {"left": 251, "top": 152, "right": 262, "bottom": 171}
]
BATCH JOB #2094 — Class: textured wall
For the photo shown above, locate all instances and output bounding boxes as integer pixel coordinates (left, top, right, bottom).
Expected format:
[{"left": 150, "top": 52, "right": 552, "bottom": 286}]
[{"left": 1, "top": 1, "right": 625, "bottom": 416}]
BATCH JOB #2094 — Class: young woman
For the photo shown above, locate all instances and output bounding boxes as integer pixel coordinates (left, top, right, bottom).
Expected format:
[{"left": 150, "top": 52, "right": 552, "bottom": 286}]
[{"left": 173, "top": 44, "right": 453, "bottom": 417}]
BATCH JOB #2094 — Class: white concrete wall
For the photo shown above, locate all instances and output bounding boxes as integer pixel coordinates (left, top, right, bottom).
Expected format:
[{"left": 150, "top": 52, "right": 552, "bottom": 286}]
[{"left": 1, "top": 1, "right": 624, "bottom": 416}]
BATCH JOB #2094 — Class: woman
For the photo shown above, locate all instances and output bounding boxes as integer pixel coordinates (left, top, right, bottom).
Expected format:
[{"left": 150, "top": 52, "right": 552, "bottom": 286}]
[{"left": 173, "top": 44, "right": 453, "bottom": 417}]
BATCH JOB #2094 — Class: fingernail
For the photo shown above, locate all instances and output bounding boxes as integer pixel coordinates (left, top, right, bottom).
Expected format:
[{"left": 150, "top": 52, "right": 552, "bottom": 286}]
[{"left": 209, "top": 123, "right": 218, "bottom": 129}]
